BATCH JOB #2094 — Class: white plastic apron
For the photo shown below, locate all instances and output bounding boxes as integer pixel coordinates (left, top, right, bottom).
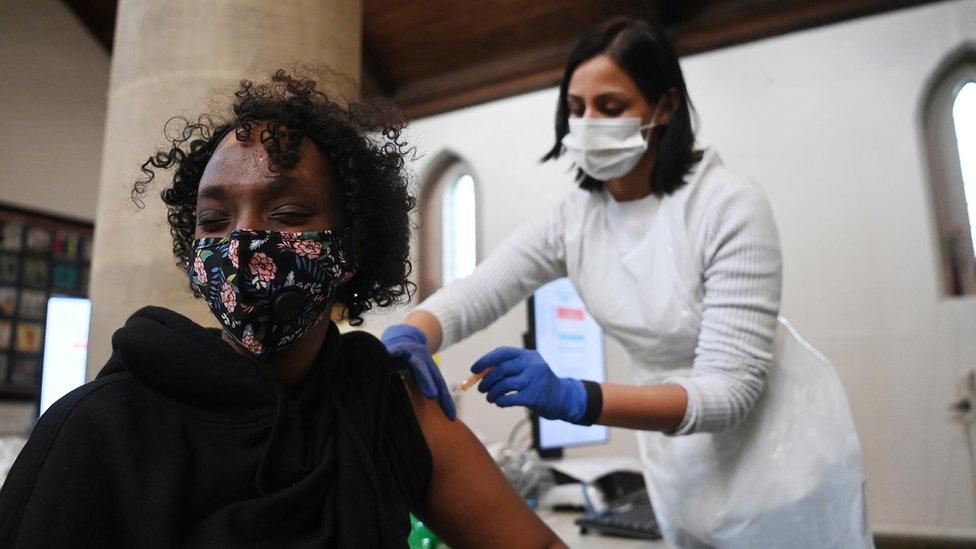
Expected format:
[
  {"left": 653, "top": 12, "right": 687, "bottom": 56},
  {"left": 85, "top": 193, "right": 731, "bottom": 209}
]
[{"left": 563, "top": 154, "right": 872, "bottom": 548}]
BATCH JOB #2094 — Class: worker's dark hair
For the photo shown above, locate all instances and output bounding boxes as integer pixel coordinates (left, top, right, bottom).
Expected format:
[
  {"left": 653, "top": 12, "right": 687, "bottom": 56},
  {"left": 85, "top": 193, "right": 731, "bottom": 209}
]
[
  {"left": 542, "top": 17, "right": 701, "bottom": 195},
  {"left": 131, "top": 68, "right": 415, "bottom": 326}
]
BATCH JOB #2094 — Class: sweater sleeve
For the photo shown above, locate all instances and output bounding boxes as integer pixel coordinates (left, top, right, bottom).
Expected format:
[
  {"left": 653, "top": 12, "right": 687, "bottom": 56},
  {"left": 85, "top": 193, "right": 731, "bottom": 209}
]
[
  {"left": 666, "top": 181, "right": 783, "bottom": 435},
  {"left": 417, "top": 200, "right": 568, "bottom": 348}
]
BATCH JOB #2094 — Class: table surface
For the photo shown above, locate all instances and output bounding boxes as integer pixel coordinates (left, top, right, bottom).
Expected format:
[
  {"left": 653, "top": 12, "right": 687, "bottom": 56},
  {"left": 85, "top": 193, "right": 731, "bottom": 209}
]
[{"left": 537, "top": 510, "right": 669, "bottom": 548}]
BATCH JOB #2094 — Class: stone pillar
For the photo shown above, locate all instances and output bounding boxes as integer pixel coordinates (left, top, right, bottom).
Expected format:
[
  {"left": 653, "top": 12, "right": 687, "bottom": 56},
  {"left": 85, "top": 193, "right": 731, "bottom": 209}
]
[{"left": 87, "top": 0, "right": 362, "bottom": 377}]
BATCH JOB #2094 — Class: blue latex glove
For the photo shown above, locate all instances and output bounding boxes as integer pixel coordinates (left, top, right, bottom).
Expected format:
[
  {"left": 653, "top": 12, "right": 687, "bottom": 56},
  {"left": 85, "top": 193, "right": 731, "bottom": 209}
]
[
  {"left": 471, "top": 346, "right": 587, "bottom": 423},
  {"left": 381, "top": 324, "right": 456, "bottom": 420}
]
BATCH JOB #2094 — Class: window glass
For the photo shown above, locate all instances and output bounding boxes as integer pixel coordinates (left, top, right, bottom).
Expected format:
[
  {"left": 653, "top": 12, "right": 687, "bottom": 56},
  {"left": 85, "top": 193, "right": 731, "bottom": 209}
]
[
  {"left": 954, "top": 81, "right": 976, "bottom": 258},
  {"left": 442, "top": 174, "right": 476, "bottom": 284}
]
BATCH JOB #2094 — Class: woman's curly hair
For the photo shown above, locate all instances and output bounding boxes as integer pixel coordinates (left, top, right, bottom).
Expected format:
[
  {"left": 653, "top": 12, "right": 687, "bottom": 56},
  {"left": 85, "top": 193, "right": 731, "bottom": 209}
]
[{"left": 131, "top": 68, "right": 416, "bottom": 325}]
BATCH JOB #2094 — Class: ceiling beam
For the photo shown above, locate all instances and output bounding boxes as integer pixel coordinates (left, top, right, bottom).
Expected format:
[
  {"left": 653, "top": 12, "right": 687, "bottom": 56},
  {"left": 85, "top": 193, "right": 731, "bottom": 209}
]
[
  {"left": 392, "top": 40, "right": 575, "bottom": 119},
  {"left": 667, "top": 0, "right": 942, "bottom": 55},
  {"left": 396, "top": 0, "right": 942, "bottom": 118}
]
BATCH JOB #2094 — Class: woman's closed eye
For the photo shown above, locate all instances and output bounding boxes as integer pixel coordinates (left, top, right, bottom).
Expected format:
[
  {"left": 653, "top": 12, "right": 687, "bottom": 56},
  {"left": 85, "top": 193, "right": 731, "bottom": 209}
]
[
  {"left": 568, "top": 103, "right": 626, "bottom": 118},
  {"left": 196, "top": 213, "right": 229, "bottom": 231},
  {"left": 270, "top": 207, "right": 313, "bottom": 226},
  {"left": 596, "top": 99, "right": 626, "bottom": 117}
]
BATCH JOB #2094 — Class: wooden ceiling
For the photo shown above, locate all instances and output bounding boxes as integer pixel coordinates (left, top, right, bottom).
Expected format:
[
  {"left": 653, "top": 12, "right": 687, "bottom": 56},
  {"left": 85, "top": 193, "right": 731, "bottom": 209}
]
[{"left": 64, "top": 0, "right": 938, "bottom": 119}]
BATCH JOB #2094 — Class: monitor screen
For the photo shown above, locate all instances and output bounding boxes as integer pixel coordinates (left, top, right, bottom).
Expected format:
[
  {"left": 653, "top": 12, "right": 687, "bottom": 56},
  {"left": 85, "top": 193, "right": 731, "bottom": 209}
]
[
  {"left": 39, "top": 296, "right": 91, "bottom": 416},
  {"left": 531, "top": 278, "right": 609, "bottom": 450}
]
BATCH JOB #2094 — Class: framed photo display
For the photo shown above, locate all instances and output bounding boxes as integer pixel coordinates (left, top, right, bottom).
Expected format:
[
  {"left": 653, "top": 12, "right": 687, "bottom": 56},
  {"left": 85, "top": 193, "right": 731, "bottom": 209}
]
[{"left": 0, "top": 203, "right": 93, "bottom": 399}]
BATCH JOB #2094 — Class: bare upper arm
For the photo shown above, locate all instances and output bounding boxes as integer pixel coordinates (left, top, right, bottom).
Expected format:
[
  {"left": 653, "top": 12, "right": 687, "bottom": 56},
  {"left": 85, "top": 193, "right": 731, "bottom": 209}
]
[{"left": 403, "top": 381, "right": 565, "bottom": 549}]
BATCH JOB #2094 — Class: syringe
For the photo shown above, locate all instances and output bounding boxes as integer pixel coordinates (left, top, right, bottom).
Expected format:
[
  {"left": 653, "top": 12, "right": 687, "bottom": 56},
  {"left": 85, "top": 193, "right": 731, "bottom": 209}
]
[{"left": 449, "top": 368, "right": 492, "bottom": 397}]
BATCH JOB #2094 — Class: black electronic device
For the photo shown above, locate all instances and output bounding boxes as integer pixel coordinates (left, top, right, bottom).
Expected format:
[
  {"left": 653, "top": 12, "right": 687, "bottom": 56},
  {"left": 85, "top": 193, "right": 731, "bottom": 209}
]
[{"left": 574, "top": 488, "right": 662, "bottom": 540}]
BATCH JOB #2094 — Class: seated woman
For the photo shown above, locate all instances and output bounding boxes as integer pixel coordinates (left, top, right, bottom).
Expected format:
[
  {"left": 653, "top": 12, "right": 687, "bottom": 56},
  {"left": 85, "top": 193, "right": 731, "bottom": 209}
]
[{"left": 0, "top": 70, "right": 563, "bottom": 548}]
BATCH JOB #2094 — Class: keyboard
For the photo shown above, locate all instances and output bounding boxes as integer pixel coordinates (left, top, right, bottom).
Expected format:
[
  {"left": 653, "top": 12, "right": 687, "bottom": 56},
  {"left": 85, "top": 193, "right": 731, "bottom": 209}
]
[{"left": 574, "top": 489, "right": 662, "bottom": 540}]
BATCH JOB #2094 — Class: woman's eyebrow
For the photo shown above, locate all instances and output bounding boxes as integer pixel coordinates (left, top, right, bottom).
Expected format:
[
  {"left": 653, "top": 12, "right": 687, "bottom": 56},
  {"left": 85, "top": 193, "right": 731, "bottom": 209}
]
[
  {"left": 567, "top": 91, "right": 629, "bottom": 102},
  {"left": 261, "top": 174, "right": 300, "bottom": 194},
  {"left": 198, "top": 185, "right": 229, "bottom": 201},
  {"left": 196, "top": 175, "right": 305, "bottom": 205},
  {"left": 594, "top": 91, "right": 628, "bottom": 101}
]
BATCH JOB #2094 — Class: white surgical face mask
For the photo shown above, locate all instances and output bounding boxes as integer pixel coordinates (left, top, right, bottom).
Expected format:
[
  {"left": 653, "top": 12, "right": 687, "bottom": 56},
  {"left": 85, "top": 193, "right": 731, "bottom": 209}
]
[
  {"left": 560, "top": 100, "right": 665, "bottom": 181},
  {"left": 561, "top": 118, "right": 655, "bottom": 181}
]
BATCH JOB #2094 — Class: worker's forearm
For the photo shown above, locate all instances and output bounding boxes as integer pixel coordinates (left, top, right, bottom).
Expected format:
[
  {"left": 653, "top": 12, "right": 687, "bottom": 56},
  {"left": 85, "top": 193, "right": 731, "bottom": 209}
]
[
  {"left": 404, "top": 309, "right": 443, "bottom": 353},
  {"left": 596, "top": 383, "right": 688, "bottom": 432}
]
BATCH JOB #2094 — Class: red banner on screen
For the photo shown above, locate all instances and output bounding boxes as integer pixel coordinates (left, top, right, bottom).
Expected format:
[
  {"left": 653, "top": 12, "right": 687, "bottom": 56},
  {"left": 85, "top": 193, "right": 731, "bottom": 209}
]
[{"left": 556, "top": 307, "right": 585, "bottom": 321}]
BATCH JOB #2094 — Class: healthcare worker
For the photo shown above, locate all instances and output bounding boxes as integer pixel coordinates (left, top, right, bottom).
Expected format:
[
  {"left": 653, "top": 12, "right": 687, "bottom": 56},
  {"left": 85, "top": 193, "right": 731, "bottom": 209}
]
[{"left": 383, "top": 17, "right": 872, "bottom": 548}]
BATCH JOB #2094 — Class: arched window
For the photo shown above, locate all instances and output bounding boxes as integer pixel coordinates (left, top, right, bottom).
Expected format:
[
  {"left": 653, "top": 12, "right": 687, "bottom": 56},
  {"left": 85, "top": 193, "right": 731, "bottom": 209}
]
[
  {"left": 442, "top": 173, "right": 477, "bottom": 284},
  {"left": 921, "top": 44, "right": 976, "bottom": 296},
  {"left": 417, "top": 152, "right": 479, "bottom": 301}
]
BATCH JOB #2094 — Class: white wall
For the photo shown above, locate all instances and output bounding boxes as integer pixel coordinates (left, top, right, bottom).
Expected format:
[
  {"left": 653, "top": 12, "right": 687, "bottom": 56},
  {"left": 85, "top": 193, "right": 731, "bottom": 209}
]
[
  {"left": 0, "top": 0, "right": 110, "bottom": 221},
  {"left": 370, "top": 0, "right": 976, "bottom": 534},
  {"left": 0, "top": 0, "right": 110, "bottom": 432}
]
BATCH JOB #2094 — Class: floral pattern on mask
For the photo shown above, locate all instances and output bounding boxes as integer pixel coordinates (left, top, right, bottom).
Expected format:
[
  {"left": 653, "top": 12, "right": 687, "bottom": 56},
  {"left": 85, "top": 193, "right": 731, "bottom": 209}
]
[{"left": 188, "top": 229, "right": 356, "bottom": 358}]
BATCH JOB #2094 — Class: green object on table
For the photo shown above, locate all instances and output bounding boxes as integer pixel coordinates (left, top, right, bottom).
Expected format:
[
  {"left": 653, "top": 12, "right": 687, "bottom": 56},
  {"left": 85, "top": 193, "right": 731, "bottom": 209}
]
[{"left": 408, "top": 514, "right": 447, "bottom": 548}]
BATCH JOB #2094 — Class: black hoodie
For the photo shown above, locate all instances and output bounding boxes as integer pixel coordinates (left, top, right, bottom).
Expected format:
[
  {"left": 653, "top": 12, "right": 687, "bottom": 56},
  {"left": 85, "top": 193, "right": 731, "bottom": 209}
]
[{"left": 0, "top": 306, "right": 431, "bottom": 548}]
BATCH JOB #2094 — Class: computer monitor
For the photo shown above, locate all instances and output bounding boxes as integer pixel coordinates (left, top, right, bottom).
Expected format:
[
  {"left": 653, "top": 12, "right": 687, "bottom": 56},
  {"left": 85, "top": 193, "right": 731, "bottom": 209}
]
[
  {"left": 526, "top": 278, "right": 609, "bottom": 458},
  {"left": 39, "top": 296, "right": 91, "bottom": 417}
]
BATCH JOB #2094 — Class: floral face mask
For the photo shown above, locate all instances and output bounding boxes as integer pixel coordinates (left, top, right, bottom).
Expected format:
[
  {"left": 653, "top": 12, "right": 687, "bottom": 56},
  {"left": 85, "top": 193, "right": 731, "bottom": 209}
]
[{"left": 188, "top": 229, "right": 356, "bottom": 358}]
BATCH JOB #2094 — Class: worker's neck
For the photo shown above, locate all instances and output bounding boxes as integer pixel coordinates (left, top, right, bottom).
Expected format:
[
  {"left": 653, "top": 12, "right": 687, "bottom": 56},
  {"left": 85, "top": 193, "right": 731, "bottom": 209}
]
[{"left": 606, "top": 149, "right": 656, "bottom": 202}]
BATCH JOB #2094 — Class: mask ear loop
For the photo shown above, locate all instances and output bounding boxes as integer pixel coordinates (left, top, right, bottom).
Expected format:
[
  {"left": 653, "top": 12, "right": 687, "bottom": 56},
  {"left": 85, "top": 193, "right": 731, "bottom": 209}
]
[
  {"left": 637, "top": 95, "right": 671, "bottom": 145},
  {"left": 639, "top": 96, "right": 669, "bottom": 133}
]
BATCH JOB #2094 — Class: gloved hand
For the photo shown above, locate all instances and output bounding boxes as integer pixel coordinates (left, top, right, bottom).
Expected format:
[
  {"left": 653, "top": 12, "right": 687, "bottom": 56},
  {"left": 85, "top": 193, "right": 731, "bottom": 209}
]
[
  {"left": 381, "top": 324, "right": 456, "bottom": 420},
  {"left": 471, "top": 346, "right": 587, "bottom": 423}
]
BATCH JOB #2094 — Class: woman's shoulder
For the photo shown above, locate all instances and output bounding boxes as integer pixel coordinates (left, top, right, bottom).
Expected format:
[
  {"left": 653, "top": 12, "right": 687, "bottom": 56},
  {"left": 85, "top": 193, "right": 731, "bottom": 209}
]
[
  {"left": 1, "top": 372, "right": 151, "bottom": 498},
  {"left": 336, "top": 328, "right": 417, "bottom": 421},
  {"left": 336, "top": 329, "right": 404, "bottom": 402},
  {"left": 339, "top": 329, "right": 396, "bottom": 373},
  {"left": 25, "top": 369, "right": 179, "bottom": 464},
  {"left": 39, "top": 370, "right": 145, "bottom": 430},
  {"left": 682, "top": 150, "right": 773, "bottom": 225}
]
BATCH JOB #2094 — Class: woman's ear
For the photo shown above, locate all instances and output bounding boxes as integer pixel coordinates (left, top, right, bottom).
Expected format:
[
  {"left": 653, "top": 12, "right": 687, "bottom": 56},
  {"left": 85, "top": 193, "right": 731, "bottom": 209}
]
[
  {"left": 656, "top": 87, "right": 682, "bottom": 126},
  {"left": 330, "top": 301, "right": 347, "bottom": 323}
]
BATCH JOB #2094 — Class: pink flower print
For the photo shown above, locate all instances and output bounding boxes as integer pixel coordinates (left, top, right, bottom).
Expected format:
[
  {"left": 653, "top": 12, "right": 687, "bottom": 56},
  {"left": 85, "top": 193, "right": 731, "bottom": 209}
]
[
  {"left": 220, "top": 282, "right": 236, "bottom": 312},
  {"left": 277, "top": 232, "right": 300, "bottom": 252},
  {"left": 193, "top": 256, "right": 207, "bottom": 284},
  {"left": 291, "top": 239, "right": 323, "bottom": 260},
  {"left": 228, "top": 239, "right": 239, "bottom": 268},
  {"left": 249, "top": 252, "right": 276, "bottom": 287},
  {"left": 241, "top": 325, "right": 264, "bottom": 356}
]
